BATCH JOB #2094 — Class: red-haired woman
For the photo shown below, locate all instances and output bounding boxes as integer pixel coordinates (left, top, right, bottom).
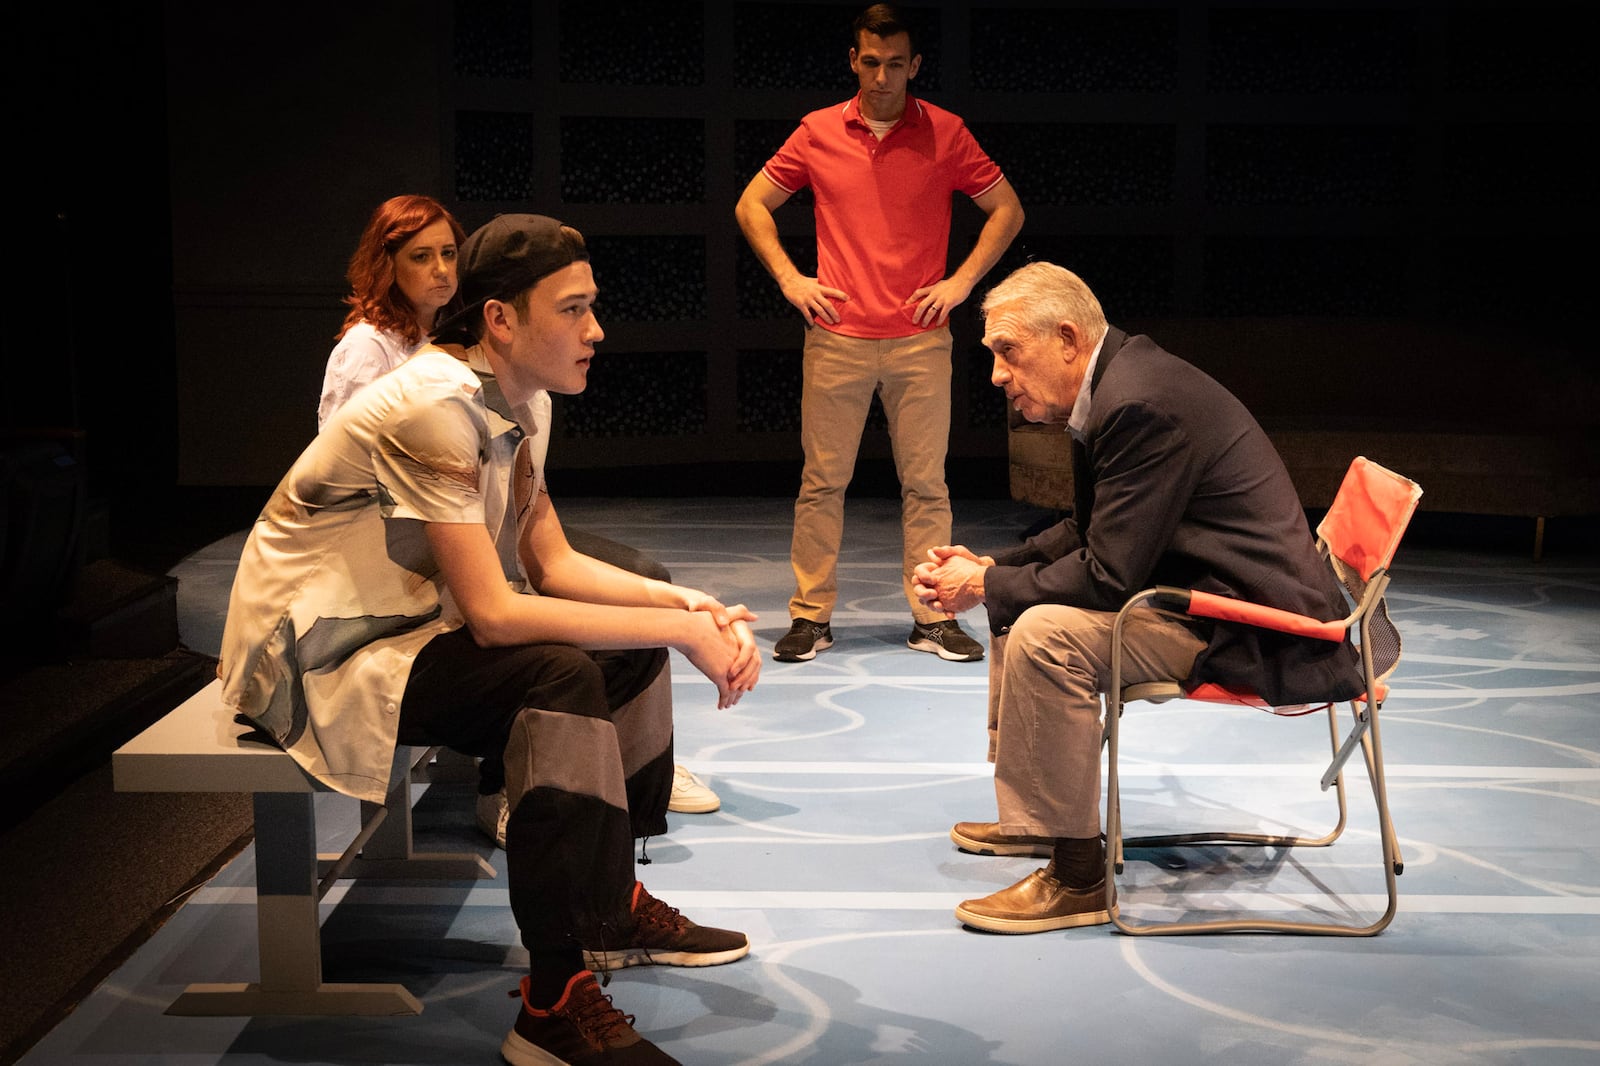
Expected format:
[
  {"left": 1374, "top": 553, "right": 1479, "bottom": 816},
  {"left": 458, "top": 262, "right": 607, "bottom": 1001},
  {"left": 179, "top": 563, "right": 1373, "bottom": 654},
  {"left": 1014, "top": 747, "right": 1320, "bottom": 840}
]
[{"left": 316, "top": 195, "right": 466, "bottom": 428}]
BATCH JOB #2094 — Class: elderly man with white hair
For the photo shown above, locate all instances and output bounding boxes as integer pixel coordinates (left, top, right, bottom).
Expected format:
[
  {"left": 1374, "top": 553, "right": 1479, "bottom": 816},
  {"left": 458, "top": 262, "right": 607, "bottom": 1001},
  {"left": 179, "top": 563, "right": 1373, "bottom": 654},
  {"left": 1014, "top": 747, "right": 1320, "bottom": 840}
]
[{"left": 915, "top": 261, "right": 1362, "bottom": 934}]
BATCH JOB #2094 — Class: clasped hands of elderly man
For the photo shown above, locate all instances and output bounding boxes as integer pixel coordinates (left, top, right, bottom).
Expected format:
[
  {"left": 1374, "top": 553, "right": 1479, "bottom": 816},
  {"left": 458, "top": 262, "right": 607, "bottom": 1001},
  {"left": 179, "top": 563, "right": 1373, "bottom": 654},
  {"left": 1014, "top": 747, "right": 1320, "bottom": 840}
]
[{"left": 912, "top": 545, "right": 996, "bottom": 618}]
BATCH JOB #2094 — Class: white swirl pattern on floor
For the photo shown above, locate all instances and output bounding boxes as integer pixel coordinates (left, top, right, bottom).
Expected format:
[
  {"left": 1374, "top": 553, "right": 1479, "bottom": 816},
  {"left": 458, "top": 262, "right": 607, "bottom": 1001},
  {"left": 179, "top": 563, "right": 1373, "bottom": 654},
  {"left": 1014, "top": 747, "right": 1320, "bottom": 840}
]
[{"left": 23, "top": 498, "right": 1598, "bottom": 1065}]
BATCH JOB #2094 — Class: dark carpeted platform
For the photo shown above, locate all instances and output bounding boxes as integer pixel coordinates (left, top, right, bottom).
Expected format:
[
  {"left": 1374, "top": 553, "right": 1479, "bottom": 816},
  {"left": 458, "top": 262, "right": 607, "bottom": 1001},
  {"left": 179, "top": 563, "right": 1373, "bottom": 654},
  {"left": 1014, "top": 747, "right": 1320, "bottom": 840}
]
[
  {"left": 0, "top": 550, "right": 253, "bottom": 1065},
  {"left": 0, "top": 759, "right": 253, "bottom": 1064}
]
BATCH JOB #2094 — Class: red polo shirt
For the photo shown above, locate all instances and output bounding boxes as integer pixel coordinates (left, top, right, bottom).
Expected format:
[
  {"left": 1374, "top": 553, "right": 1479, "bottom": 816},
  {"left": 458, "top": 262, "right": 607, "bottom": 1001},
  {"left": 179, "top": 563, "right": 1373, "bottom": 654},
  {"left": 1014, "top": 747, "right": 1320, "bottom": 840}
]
[{"left": 762, "top": 93, "right": 1006, "bottom": 339}]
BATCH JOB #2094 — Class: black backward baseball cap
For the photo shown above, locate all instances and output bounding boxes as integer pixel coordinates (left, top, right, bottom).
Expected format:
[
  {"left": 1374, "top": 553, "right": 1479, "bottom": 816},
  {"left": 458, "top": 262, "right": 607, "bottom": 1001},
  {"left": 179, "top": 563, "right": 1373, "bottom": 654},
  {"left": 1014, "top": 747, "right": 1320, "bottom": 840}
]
[{"left": 432, "top": 213, "right": 589, "bottom": 344}]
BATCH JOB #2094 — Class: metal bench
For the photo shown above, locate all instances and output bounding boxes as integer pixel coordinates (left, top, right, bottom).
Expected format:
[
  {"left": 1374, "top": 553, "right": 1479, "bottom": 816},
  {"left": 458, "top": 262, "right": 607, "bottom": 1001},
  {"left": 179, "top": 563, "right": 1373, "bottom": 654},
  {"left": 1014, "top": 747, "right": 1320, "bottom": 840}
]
[{"left": 113, "top": 678, "right": 494, "bottom": 1016}]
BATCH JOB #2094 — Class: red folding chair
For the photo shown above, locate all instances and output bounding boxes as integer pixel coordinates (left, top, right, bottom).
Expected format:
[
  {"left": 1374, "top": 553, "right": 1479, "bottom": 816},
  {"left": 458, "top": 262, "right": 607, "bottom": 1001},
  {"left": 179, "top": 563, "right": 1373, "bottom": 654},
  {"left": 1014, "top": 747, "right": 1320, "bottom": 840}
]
[{"left": 1104, "top": 455, "right": 1423, "bottom": 935}]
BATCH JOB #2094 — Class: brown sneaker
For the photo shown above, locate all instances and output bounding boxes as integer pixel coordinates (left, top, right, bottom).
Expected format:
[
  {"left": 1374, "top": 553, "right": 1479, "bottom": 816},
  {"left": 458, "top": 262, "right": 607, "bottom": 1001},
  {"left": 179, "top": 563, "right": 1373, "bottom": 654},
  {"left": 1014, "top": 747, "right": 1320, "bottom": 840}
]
[
  {"left": 907, "top": 619, "right": 984, "bottom": 661},
  {"left": 950, "top": 821, "right": 1055, "bottom": 857},
  {"left": 955, "top": 869, "right": 1117, "bottom": 934},
  {"left": 583, "top": 881, "right": 751, "bottom": 972},
  {"left": 501, "top": 971, "right": 679, "bottom": 1065},
  {"left": 774, "top": 618, "right": 833, "bottom": 661}
]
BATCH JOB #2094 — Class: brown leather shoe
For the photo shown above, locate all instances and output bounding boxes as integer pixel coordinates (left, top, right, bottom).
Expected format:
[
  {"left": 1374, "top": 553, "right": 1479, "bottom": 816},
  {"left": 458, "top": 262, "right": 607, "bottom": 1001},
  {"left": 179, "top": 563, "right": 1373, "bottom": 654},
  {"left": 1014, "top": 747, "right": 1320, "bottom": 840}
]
[
  {"left": 955, "top": 869, "right": 1116, "bottom": 934},
  {"left": 950, "top": 821, "right": 1054, "bottom": 857}
]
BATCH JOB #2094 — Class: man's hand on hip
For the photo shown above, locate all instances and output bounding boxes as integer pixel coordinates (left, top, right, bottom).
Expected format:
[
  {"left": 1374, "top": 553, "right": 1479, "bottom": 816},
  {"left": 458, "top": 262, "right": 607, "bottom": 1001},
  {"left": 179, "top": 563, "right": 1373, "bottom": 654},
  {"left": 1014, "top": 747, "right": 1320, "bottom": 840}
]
[
  {"left": 908, "top": 277, "right": 975, "bottom": 328},
  {"left": 780, "top": 275, "right": 848, "bottom": 326}
]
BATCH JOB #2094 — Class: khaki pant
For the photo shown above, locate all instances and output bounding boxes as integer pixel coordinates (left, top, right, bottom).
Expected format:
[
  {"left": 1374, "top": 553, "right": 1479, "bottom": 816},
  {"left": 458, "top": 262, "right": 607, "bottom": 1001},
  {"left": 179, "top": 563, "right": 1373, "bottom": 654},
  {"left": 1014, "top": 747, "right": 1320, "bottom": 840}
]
[
  {"left": 988, "top": 604, "right": 1209, "bottom": 838},
  {"left": 790, "top": 326, "right": 953, "bottom": 624}
]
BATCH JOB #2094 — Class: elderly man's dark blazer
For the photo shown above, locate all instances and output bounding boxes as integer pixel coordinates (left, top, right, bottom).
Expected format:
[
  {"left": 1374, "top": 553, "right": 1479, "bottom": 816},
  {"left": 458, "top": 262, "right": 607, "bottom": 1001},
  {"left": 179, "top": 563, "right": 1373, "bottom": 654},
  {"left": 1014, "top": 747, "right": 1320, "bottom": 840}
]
[{"left": 983, "top": 327, "right": 1362, "bottom": 705}]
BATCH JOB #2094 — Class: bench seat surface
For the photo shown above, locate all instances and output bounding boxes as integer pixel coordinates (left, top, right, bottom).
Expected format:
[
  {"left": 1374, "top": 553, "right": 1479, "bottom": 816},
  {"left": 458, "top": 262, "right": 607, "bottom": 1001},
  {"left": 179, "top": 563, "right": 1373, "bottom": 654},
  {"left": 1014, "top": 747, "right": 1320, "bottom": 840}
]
[{"left": 114, "top": 678, "right": 321, "bottom": 795}]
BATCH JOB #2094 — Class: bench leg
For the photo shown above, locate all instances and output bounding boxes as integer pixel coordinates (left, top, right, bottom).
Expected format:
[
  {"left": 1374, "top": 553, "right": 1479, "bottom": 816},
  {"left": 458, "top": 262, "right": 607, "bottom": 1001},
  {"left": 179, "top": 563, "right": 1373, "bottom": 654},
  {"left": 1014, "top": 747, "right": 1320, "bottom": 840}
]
[
  {"left": 416, "top": 747, "right": 480, "bottom": 783},
  {"left": 334, "top": 776, "right": 495, "bottom": 882},
  {"left": 165, "top": 792, "right": 422, "bottom": 1017}
]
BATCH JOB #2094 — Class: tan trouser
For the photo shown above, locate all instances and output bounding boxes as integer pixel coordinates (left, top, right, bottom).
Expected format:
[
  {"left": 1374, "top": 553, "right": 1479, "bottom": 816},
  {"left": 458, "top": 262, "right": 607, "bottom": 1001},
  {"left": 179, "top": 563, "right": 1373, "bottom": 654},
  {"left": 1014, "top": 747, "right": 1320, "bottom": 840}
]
[
  {"left": 789, "top": 326, "right": 953, "bottom": 624},
  {"left": 988, "top": 604, "right": 1208, "bottom": 838}
]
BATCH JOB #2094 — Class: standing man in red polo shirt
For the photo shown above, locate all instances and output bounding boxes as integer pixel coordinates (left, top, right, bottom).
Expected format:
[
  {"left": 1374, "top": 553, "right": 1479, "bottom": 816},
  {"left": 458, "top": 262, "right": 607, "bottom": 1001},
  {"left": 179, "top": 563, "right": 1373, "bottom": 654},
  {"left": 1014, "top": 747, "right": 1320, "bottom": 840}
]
[{"left": 736, "top": 2, "right": 1024, "bottom": 665}]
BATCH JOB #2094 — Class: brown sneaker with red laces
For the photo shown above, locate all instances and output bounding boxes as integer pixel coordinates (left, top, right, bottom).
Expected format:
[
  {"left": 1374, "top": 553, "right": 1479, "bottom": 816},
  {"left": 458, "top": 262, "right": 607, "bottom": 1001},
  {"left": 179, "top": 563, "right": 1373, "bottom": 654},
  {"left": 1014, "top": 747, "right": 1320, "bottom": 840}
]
[
  {"left": 583, "top": 881, "right": 750, "bottom": 972},
  {"left": 501, "top": 971, "right": 679, "bottom": 1065}
]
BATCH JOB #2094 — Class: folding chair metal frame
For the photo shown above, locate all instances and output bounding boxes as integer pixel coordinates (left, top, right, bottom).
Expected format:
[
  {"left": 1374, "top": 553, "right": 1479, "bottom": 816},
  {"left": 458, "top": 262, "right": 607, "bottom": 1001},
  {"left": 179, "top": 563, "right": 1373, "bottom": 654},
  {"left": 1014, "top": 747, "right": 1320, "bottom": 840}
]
[{"left": 1103, "top": 456, "right": 1423, "bottom": 936}]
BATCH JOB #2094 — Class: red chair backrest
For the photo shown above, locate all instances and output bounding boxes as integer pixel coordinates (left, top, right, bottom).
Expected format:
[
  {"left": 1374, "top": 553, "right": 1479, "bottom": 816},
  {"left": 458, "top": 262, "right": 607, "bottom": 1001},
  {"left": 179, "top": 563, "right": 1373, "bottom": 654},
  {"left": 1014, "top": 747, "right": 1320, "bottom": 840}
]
[{"left": 1316, "top": 457, "right": 1424, "bottom": 582}]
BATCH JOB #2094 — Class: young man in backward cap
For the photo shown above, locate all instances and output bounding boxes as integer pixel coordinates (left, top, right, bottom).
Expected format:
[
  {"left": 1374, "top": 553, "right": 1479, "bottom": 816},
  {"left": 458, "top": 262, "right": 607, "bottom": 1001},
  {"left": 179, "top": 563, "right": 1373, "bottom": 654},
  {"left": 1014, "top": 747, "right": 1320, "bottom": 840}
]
[{"left": 219, "top": 213, "right": 760, "bottom": 1065}]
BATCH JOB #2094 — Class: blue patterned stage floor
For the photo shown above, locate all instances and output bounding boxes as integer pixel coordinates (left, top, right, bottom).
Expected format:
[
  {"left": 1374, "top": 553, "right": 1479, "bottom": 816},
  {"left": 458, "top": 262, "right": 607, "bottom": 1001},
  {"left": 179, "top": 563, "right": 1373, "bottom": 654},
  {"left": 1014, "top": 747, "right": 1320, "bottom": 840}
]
[{"left": 23, "top": 497, "right": 1600, "bottom": 1065}]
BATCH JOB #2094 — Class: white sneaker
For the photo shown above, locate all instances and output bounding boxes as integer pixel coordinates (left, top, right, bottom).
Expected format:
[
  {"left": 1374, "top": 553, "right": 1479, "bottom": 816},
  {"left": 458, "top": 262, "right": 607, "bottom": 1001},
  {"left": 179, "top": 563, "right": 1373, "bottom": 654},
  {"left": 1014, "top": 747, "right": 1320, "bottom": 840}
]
[
  {"left": 476, "top": 789, "right": 508, "bottom": 849},
  {"left": 668, "top": 764, "right": 720, "bottom": 813}
]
